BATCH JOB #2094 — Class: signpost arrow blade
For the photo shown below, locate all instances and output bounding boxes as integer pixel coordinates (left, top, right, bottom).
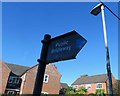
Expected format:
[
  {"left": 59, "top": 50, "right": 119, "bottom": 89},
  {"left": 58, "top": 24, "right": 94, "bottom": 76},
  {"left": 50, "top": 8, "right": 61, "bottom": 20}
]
[{"left": 46, "top": 30, "right": 87, "bottom": 63}]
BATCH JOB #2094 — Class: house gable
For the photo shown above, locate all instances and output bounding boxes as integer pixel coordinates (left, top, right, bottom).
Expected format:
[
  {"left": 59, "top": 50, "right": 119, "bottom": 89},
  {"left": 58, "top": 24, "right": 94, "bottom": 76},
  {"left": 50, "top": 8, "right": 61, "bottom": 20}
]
[
  {"left": 20, "top": 63, "right": 61, "bottom": 94},
  {"left": 0, "top": 61, "right": 11, "bottom": 94}
]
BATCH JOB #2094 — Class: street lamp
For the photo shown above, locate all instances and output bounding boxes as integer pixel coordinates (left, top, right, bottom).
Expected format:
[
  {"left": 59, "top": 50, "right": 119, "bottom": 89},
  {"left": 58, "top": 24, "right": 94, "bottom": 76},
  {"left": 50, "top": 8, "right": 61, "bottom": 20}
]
[{"left": 90, "top": 3, "right": 113, "bottom": 96}]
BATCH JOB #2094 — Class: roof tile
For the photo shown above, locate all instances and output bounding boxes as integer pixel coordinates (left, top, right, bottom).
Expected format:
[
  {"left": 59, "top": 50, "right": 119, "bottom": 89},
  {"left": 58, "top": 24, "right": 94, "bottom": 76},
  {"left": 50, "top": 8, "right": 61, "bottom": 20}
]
[
  {"left": 72, "top": 74, "right": 108, "bottom": 85},
  {"left": 6, "top": 63, "right": 30, "bottom": 76}
]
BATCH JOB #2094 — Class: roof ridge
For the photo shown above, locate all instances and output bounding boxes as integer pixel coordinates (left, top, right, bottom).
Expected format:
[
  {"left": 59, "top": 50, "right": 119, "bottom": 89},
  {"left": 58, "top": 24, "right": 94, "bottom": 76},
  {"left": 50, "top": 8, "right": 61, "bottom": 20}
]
[{"left": 85, "top": 74, "right": 107, "bottom": 77}]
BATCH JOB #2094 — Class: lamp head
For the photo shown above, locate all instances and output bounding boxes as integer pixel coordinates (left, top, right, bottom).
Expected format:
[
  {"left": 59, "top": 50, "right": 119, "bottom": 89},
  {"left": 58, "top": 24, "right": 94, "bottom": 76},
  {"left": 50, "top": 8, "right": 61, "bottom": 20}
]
[{"left": 90, "top": 3, "right": 103, "bottom": 16}]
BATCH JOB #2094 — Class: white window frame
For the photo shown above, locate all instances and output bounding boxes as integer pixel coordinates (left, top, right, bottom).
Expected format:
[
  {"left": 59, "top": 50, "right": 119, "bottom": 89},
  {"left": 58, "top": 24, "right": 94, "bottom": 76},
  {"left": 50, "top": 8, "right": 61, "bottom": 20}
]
[
  {"left": 85, "top": 84, "right": 91, "bottom": 89},
  {"left": 96, "top": 83, "right": 102, "bottom": 89},
  {"left": 43, "top": 74, "right": 49, "bottom": 83},
  {"left": 42, "top": 91, "right": 48, "bottom": 94},
  {"left": 74, "top": 85, "right": 78, "bottom": 90},
  {"left": 7, "top": 91, "right": 14, "bottom": 94},
  {"left": 8, "top": 76, "right": 20, "bottom": 84}
]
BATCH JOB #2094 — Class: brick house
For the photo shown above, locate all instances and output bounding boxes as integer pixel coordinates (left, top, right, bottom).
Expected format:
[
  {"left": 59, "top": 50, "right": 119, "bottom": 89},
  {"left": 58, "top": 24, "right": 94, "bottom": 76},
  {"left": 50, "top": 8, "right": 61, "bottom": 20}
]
[
  {"left": 0, "top": 61, "right": 61, "bottom": 95},
  {"left": 72, "top": 74, "right": 116, "bottom": 94}
]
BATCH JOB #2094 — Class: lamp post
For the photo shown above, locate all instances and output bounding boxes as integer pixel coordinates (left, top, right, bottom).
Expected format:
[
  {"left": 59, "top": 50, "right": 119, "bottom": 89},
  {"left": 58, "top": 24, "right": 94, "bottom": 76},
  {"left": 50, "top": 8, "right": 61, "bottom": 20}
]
[{"left": 90, "top": 3, "right": 113, "bottom": 96}]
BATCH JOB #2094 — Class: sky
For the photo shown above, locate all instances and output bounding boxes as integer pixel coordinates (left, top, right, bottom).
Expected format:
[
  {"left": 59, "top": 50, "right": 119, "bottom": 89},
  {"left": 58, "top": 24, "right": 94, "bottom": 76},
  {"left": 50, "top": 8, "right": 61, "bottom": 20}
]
[
  {"left": 2, "top": 2, "right": 119, "bottom": 86},
  {"left": 1, "top": 0, "right": 120, "bottom": 2}
]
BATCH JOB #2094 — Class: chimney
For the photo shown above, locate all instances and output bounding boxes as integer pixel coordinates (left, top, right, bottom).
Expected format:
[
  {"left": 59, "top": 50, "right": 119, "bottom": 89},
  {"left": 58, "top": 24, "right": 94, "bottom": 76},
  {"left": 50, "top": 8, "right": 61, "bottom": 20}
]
[
  {"left": 81, "top": 74, "right": 88, "bottom": 77},
  {"left": 54, "top": 65, "right": 57, "bottom": 69}
]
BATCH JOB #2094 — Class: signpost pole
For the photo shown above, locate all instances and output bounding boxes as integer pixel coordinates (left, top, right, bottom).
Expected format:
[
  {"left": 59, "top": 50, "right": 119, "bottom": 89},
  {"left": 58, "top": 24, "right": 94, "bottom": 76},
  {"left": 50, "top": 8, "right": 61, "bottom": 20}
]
[
  {"left": 33, "top": 30, "right": 87, "bottom": 95},
  {"left": 33, "top": 34, "right": 51, "bottom": 96}
]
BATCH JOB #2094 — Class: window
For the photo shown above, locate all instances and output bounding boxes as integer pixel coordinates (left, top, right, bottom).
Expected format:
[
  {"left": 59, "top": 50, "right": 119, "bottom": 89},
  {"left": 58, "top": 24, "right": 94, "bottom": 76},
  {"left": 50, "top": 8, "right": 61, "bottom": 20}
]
[
  {"left": 85, "top": 84, "right": 91, "bottom": 89},
  {"left": 96, "top": 83, "right": 102, "bottom": 89},
  {"left": 43, "top": 74, "right": 49, "bottom": 83},
  {"left": 8, "top": 76, "right": 20, "bottom": 84},
  {"left": 7, "top": 91, "right": 14, "bottom": 95},
  {"left": 74, "top": 85, "right": 78, "bottom": 90}
]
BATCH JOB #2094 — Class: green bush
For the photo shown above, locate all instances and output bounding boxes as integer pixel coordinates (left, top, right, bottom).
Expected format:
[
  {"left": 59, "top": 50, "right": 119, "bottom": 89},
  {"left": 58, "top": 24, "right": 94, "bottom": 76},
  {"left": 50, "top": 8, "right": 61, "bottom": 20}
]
[
  {"left": 65, "top": 87, "right": 87, "bottom": 95},
  {"left": 95, "top": 89, "right": 105, "bottom": 95},
  {"left": 76, "top": 87, "right": 87, "bottom": 94}
]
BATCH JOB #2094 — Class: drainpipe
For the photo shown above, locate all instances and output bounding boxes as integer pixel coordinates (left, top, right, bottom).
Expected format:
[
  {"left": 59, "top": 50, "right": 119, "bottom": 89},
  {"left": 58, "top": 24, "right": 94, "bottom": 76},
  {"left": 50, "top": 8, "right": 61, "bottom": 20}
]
[{"left": 105, "top": 79, "right": 109, "bottom": 94}]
